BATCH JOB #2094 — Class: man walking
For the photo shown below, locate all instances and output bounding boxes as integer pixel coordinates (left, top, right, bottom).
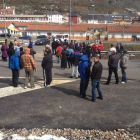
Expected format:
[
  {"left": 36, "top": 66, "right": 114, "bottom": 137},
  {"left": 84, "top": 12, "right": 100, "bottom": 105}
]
[
  {"left": 20, "top": 48, "right": 37, "bottom": 89},
  {"left": 98, "top": 41, "right": 103, "bottom": 59},
  {"left": 91, "top": 54, "right": 103, "bottom": 102},
  {"left": 106, "top": 50, "right": 120, "bottom": 85}
]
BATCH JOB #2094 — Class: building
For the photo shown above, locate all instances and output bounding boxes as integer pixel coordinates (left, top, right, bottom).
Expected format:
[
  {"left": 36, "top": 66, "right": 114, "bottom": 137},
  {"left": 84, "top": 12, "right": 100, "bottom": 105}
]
[
  {"left": 47, "top": 12, "right": 64, "bottom": 24},
  {"left": 69, "top": 12, "right": 78, "bottom": 24},
  {"left": 0, "top": 6, "right": 15, "bottom": 15},
  {"left": 107, "top": 25, "right": 140, "bottom": 41},
  {"left": 81, "top": 14, "right": 131, "bottom": 25},
  {"left": 0, "top": 22, "right": 21, "bottom": 35},
  {"left": 0, "top": 15, "right": 48, "bottom": 22}
]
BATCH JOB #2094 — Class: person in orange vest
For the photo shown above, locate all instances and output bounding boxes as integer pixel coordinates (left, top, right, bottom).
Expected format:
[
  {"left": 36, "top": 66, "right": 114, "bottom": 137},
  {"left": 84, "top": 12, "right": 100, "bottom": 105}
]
[
  {"left": 98, "top": 42, "right": 103, "bottom": 59},
  {"left": 91, "top": 43, "right": 98, "bottom": 57}
]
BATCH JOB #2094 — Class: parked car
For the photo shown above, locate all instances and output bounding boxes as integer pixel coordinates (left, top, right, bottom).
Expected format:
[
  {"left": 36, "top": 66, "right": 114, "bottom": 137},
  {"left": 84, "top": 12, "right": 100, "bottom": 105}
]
[
  {"left": 54, "top": 34, "right": 68, "bottom": 41},
  {"left": 0, "top": 33, "right": 11, "bottom": 38},
  {"left": 37, "top": 35, "right": 47, "bottom": 39},
  {"left": 19, "top": 36, "right": 32, "bottom": 40},
  {"left": 35, "top": 38, "right": 50, "bottom": 45}
]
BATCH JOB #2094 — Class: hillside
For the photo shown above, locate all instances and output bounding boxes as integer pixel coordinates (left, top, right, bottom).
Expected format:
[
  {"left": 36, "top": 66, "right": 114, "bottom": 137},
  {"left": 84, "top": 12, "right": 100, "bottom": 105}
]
[{"left": 0, "top": 0, "right": 140, "bottom": 15}]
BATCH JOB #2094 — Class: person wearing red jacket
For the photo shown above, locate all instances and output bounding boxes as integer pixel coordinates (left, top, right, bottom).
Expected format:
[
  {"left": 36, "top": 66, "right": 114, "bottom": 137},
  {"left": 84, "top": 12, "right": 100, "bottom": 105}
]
[
  {"left": 98, "top": 42, "right": 103, "bottom": 59},
  {"left": 91, "top": 43, "right": 98, "bottom": 57},
  {"left": 56, "top": 44, "right": 62, "bottom": 63}
]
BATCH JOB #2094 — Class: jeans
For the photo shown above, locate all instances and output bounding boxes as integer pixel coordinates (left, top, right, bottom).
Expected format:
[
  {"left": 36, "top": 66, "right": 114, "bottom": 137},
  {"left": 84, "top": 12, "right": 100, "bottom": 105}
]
[
  {"left": 25, "top": 69, "right": 34, "bottom": 87},
  {"left": 80, "top": 78, "right": 89, "bottom": 97},
  {"left": 57, "top": 56, "right": 62, "bottom": 63},
  {"left": 71, "top": 64, "right": 78, "bottom": 77},
  {"left": 92, "top": 51, "right": 96, "bottom": 57},
  {"left": 107, "top": 67, "right": 119, "bottom": 84},
  {"left": 98, "top": 51, "right": 101, "bottom": 59},
  {"left": 92, "top": 79, "right": 103, "bottom": 102},
  {"left": 12, "top": 69, "right": 19, "bottom": 87},
  {"left": 121, "top": 68, "right": 127, "bottom": 82}
]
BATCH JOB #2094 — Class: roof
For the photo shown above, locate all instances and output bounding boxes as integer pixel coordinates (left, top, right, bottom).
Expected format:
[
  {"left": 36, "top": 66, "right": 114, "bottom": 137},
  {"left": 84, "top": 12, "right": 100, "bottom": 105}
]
[
  {"left": 0, "top": 22, "right": 12, "bottom": 28},
  {"left": 81, "top": 14, "right": 131, "bottom": 21},
  {"left": 0, "top": 14, "right": 46, "bottom": 18},
  {"left": 26, "top": 24, "right": 87, "bottom": 32},
  {"left": 47, "top": 12, "right": 63, "bottom": 15},
  {"left": 107, "top": 25, "right": 140, "bottom": 33}
]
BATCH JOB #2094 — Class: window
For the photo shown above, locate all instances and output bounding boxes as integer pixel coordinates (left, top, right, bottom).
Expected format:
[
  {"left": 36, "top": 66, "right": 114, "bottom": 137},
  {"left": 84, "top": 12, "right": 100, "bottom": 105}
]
[
  {"left": 72, "top": 33, "right": 74, "bottom": 36},
  {"left": 80, "top": 33, "right": 83, "bottom": 37},
  {"left": 112, "top": 34, "right": 115, "bottom": 38}
]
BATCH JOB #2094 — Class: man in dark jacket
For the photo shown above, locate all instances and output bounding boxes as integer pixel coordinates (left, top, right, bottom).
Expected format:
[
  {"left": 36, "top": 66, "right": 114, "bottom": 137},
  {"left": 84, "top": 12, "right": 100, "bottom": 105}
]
[
  {"left": 106, "top": 50, "right": 120, "bottom": 85},
  {"left": 52, "top": 40, "right": 56, "bottom": 55},
  {"left": 41, "top": 46, "right": 53, "bottom": 87},
  {"left": 70, "top": 48, "right": 82, "bottom": 78},
  {"left": 91, "top": 54, "right": 103, "bottom": 102},
  {"left": 116, "top": 43, "right": 123, "bottom": 55},
  {"left": 7, "top": 42, "right": 14, "bottom": 67},
  {"left": 78, "top": 54, "right": 90, "bottom": 98}
]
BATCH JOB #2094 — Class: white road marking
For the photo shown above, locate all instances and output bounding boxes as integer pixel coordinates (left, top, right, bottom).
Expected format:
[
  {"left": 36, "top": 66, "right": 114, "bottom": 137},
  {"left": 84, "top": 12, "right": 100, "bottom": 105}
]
[{"left": 0, "top": 78, "right": 77, "bottom": 99}]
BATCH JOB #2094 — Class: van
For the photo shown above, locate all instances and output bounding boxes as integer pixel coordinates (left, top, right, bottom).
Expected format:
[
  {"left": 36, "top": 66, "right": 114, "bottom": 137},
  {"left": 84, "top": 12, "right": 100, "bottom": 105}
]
[{"left": 55, "top": 35, "right": 68, "bottom": 41}]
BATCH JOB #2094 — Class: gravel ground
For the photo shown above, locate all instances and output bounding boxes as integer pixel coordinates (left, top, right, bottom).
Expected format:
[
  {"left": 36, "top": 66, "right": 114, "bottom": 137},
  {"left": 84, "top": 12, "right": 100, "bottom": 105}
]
[{"left": 0, "top": 128, "right": 140, "bottom": 140}]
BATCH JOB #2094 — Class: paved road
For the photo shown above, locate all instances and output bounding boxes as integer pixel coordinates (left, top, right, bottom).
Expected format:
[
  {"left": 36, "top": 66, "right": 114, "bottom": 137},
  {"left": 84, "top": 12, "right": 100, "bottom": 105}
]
[{"left": 0, "top": 45, "right": 140, "bottom": 133}]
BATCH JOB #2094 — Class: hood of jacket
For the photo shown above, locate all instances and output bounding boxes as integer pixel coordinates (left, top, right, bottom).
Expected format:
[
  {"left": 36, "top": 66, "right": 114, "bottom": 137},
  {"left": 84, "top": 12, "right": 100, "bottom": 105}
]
[
  {"left": 14, "top": 50, "right": 20, "bottom": 57},
  {"left": 125, "top": 53, "right": 129, "bottom": 58},
  {"left": 24, "top": 48, "right": 30, "bottom": 54},
  {"left": 80, "top": 54, "right": 88, "bottom": 62}
]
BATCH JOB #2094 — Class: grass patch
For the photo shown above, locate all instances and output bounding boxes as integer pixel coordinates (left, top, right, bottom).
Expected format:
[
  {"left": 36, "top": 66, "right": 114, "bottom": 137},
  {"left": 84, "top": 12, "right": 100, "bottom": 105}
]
[{"left": 102, "top": 43, "right": 140, "bottom": 59}]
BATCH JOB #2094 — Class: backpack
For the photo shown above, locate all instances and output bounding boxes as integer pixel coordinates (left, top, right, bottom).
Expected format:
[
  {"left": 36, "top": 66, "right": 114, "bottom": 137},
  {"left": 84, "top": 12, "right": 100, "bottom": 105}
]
[{"left": 56, "top": 49, "right": 61, "bottom": 57}]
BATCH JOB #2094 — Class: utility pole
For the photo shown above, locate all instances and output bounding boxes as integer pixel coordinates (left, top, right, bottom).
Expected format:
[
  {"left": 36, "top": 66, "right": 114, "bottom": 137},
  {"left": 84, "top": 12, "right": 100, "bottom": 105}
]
[
  {"left": 91, "top": 5, "right": 95, "bottom": 43},
  {"left": 69, "top": 0, "right": 71, "bottom": 43},
  {"left": 3, "top": 0, "right": 7, "bottom": 39},
  {"left": 35, "top": 10, "right": 37, "bottom": 38},
  {"left": 122, "top": 11, "right": 125, "bottom": 42}
]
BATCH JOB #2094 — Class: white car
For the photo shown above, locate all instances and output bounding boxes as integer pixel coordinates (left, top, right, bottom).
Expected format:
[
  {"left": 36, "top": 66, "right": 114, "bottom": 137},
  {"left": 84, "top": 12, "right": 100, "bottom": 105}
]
[{"left": 55, "top": 35, "right": 68, "bottom": 41}]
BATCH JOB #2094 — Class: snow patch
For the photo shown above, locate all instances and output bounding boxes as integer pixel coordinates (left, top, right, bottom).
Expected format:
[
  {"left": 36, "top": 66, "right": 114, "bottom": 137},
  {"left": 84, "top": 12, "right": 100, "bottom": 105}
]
[{"left": 0, "top": 131, "right": 66, "bottom": 140}]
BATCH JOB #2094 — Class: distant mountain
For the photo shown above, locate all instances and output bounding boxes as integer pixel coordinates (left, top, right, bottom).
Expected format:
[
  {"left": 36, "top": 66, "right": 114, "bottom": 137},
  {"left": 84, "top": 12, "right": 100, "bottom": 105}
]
[{"left": 0, "top": 0, "right": 140, "bottom": 15}]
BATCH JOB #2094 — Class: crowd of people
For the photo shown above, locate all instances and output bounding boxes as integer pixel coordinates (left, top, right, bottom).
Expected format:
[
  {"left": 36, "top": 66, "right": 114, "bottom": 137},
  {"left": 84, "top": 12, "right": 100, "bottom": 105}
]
[{"left": 0, "top": 38, "right": 129, "bottom": 102}]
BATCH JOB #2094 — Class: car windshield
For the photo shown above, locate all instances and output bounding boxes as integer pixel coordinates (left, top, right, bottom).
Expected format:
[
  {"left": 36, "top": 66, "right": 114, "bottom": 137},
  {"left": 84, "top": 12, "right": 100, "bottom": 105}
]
[{"left": 39, "top": 39, "right": 46, "bottom": 41}]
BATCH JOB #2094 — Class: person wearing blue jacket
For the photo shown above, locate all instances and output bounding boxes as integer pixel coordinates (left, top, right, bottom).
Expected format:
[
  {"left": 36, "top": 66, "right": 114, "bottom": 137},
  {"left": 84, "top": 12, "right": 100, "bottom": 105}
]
[
  {"left": 9, "top": 51, "right": 20, "bottom": 87},
  {"left": 78, "top": 54, "right": 90, "bottom": 98}
]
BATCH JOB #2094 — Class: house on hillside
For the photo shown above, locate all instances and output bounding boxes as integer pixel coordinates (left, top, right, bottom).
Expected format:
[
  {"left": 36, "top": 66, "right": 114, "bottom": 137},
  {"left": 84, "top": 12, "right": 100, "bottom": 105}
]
[
  {"left": 81, "top": 14, "right": 131, "bottom": 25},
  {"left": 47, "top": 12, "right": 64, "bottom": 24},
  {"left": 0, "top": 6, "right": 15, "bottom": 15},
  {"left": 107, "top": 25, "right": 140, "bottom": 41}
]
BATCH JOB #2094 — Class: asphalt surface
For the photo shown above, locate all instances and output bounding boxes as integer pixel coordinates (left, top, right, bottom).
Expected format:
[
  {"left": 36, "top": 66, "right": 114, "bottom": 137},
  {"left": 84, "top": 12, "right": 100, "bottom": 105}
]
[{"left": 0, "top": 44, "right": 140, "bottom": 133}]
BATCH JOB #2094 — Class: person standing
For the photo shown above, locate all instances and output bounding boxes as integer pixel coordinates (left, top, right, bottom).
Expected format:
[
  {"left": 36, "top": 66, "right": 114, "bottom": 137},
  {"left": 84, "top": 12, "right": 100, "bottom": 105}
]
[
  {"left": 7, "top": 42, "right": 14, "bottom": 67},
  {"left": 116, "top": 43, "right": 123, "bottom": 55},
  {"left": 91, "top": 54, "right": 103, "bottom": 102},
  {"left": 120, "top": 50, "right": 129, "bottom": 84},
  {"left": 63, "top": 39, "right": 69, "bottom": 48},
  {"left": 41, "top": 46, "right": 53, "bottom": 87},
  {"left": 74, "top": 40, "right": 78, "bottom": 51},
  {"left": 9, "top": 51, "right": 20, "bottom": 87},
  {"left": 20, "top": 48, "right": 37, "bottom": 89},
  {"left": 66, "top": 46, "right": 74, "bottom": 68},
  {"left": 78, "top": 54, "right": 90, "bottom": 98},
  {"left": 70, "top": 48, "right": 82, "bottom": 79},
  {"left": 56, "top": 44, "right": 62, "bottom": 63},
  {"left": 29, "top": 39, "right": 33, "bottom": 48},
  {"left": 98, "top": 42, "right": 103, "bottom": 59},
  {"left": 86, "top": 43, "right": 91, "bottom": 59},
  {"left": 1, "top": 42, "right": 8, "bottom": 61},
  {"left": 61, "top": 48, "right": 69, "bottom": 69},
  {"left": 28, "top": 46, "right": 36, "bottom": 59},
  {"left": 52, "top": 40, "right": 56, "bottom": 55},
  {"left": 106, "top": 50, "right": 120, "bottom": 85},
  {"left": 91, "top": 43, "right": 98, "bottom": 57},
  {"left": 108, "top": 44, "right": 116, "bottom": 56}
]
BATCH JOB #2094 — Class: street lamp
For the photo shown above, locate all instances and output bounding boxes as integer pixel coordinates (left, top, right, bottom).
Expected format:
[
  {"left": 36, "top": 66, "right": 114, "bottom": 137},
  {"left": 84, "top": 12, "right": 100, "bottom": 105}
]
[
  {"left": 91, "top": 5, "right": 95, "bottom": 42},
  {"left": 50, "top": 5, "right": 54, "bottom": 41},
  {"left": 122, "top": 11, "right": 126, "bottom": 42},
  {"left": 69, "top": 0, "right": 71, "bottom": 43},
  {"left": 3, "top": 0, "right": 7, "bottom": 39},
  {"left": 35, "top": 10, "right": 37, "bottom": 38}
]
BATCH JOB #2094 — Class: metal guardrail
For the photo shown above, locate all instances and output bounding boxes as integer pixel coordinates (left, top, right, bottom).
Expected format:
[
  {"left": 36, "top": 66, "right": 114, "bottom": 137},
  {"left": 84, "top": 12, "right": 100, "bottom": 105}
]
[{"left": 101, "top": 51, "right": 140, "bottom": 54}]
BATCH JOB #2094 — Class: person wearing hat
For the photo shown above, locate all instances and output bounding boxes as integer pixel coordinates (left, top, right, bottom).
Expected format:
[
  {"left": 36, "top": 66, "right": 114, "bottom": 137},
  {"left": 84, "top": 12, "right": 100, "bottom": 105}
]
[
  {"left": 120, "top": 50, "right": 129, "bottom": 84},
  {"left": 91, "top": 54, "right": 103, "bottom": 102}
]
